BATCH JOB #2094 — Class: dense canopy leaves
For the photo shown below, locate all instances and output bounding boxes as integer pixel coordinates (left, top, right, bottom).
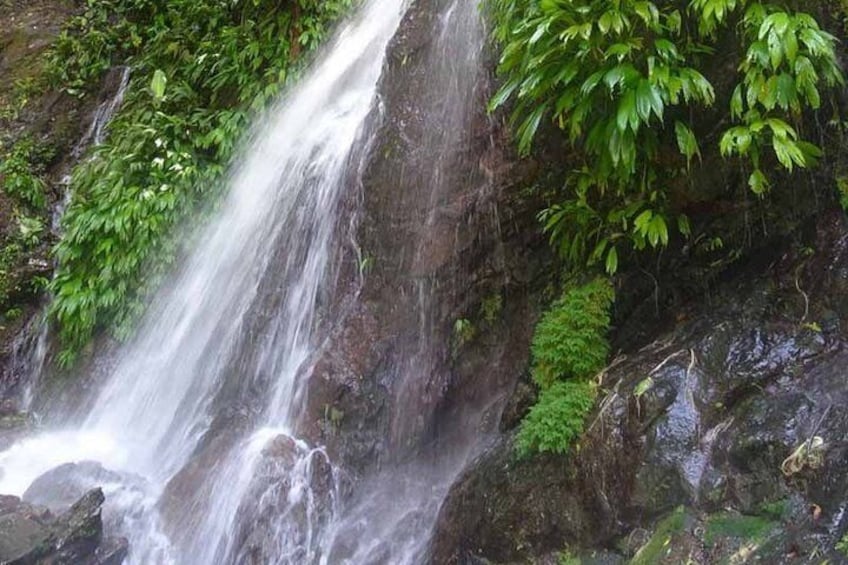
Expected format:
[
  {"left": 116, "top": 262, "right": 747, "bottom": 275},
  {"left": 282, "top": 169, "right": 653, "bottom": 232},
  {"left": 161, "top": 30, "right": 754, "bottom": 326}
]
[{"left": 487, "top": 0, "right": 842, "bottom": 275}]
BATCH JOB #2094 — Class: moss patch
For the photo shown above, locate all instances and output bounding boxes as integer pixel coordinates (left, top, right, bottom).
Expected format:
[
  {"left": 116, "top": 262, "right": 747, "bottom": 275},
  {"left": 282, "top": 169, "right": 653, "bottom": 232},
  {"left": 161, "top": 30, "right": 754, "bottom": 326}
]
[
  {"left": 630, "top": 506, "right": 687, "bottom": 565},
  {"left": 704, "top": 511, "right": 776, "bottom": 546}
]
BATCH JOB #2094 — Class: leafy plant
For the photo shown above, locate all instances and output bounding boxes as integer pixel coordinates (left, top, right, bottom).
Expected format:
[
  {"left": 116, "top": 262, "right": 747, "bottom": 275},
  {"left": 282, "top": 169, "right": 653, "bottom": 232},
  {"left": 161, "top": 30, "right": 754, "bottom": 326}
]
[
  {"left": 837, "top": 531, "right": 848, "bottom": 556},
  {"left": 45, "top": 0, "right": 353, "bottom": 361},
  {"left": 516, "top": 278, "right": 613, "bottom": 457},
  {"left": 837, "top": 176, "right": 848, "bottom": 211},
  {"left": 487, "top": 0, "right": 843, "bottom": 274},
  {"left": 0, "top": 137, "right": 50, "bottom": 211},
  {"left": 516, "top": 380, "right": 597, "bottom": 456},
  {"left": 531, "top": 278, "right": 614, "bottom": 388},
  {"left": 718, "top": 7, "right": 842, "bottom": 192}
]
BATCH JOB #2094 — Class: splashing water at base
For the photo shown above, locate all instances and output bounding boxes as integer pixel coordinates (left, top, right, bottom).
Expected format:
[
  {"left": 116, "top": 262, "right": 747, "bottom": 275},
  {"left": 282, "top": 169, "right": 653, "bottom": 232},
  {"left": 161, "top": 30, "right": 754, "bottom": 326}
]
[{"left": 0, "top": 1, "right": 404, "bottom": 561}]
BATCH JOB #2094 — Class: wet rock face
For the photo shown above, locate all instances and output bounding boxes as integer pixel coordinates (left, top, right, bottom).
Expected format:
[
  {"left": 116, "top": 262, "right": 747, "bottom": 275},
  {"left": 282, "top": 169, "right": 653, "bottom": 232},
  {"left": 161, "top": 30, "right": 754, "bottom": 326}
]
[
  {"left": 299, "top": 0, "right": 552, "bottom": 478},
  {"left": 432, "top": 210, "right": 848, "bottom": 563},
  {"left": 0, "top": 487, "right": 128, "bottom": 564},
  {"left": 228, "top": 434, "right": 338, "bottom": 564}
]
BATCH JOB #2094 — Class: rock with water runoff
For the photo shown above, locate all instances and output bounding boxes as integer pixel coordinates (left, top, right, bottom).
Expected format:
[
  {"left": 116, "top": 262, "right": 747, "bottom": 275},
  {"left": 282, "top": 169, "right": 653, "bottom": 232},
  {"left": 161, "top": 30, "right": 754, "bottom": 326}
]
[
  {"left": 433, "top": 210, "right": 848, "bottom": 563},
  {"left": 23, "top": 461, "right": 125, "bottom": 512},
  {"left": 228, "top": 434, "right": 338, "bottom": 564},
  {"left": 0, "top": 487, "right": 128, "bottom": 564}
]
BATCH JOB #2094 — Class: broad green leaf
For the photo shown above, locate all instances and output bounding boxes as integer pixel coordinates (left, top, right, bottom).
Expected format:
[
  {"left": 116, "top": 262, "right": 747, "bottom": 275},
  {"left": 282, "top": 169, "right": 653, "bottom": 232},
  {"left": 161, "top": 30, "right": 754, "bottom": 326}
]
[
  {"left": 151, "top": 69, "right": 167, "bottom": 102},
  {"left": 634, "top": 376, "right": 654, "bottom": 397},
  {"left": 748, "top": 169, "right": 769, "bottom": 194},
  {"left": 675, "top": 121, "right": 700, "bottom": 166},
  {"left": 605, "top": 246, "right": 618, "bottom": 274}
]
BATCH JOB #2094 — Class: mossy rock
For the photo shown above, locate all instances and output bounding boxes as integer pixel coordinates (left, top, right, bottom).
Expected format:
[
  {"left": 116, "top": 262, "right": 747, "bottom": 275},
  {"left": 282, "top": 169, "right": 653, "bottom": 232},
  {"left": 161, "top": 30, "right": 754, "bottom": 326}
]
[{"left": 629, "top": 507, "right": 696, "bottom": 565}]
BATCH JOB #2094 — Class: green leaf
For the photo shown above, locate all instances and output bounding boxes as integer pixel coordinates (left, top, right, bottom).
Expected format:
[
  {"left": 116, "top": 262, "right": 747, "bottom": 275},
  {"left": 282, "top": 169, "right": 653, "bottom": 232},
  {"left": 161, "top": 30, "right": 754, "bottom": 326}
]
[
  {"left": 675, "top": 121, "right": 700, "bottom": 166},
  {"left": 605, "top": 246, "right": 619, "bottom": 275},
  {"left": 151, "top": 69, "right": 167, "bottom": 102},
  {"left": 634, "top": 376, "right": 654, "bottom": 397},
  {"left": 748, "top": 169, "right": 769, "bottom": 194},
  {"left": 677, "top": 214, "right": 691, "bottom": 237}
]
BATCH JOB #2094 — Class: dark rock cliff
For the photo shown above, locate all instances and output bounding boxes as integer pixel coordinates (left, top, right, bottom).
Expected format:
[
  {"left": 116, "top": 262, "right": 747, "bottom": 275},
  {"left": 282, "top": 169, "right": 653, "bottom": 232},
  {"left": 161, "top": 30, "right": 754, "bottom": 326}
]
[
  {"left": 298, "top": 0, "right": 554, "bottom": 476},
  {"left": 431, "top": 210, "right": 848, "bottom": 563}
]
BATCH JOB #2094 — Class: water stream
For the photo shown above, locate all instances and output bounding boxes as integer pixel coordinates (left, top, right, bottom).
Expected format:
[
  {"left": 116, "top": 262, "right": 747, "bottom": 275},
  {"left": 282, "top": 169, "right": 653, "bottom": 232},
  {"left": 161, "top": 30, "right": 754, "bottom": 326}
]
[{"left": 0, "top": 0, "right": 490, "bottom": 562}]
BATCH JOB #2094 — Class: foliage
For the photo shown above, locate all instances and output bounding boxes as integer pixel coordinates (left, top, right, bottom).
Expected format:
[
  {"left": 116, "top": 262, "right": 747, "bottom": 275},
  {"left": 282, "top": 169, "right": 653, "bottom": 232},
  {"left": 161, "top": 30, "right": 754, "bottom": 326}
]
[
  {"left": 45, "top": 0, "right": 353, "bottom": 363},
  {"left": 0, "top": 214, "right": 46, "bottom": 310},
  {"left": 517, "top": 278, "right": 613, "bottom": 457},
  {"left": 452, "top": 318, "right": 476, "bottom": 356},
  {"left": 516, "top": 380, "right": 597, "bottom": 456},
  {"left": 837, "top": 531, "right": 848, "bottom": 556},
  {"left": 837, "top": 176, "right": 848, "bottom": 211},
  {"left": 531, "top": 278, "right": 614, "bottom": 388},
  {"left": 0, "top": 137, "right": 50, "bottom": 211},
  {"left": 480, "top": 292, "right": 503, "bottom": 324},
  {"left": 718, "top": 7, "right": 842, "bottom": 193},
  {"left": 487, "top": 0, "right": 843, "bottom": 274},
  {"left": 557, "top": 550, "right": 581, "bottom": 565}
]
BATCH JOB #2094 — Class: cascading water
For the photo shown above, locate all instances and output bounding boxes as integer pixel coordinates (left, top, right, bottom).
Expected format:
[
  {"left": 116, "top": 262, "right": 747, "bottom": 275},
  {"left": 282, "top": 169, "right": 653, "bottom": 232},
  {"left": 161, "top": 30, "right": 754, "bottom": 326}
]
[
  {"left": 318, "top": 1, "right": 493, "bottom": 562},
  {"left": 0, "top": 0, "right": 494, "bottom": 562}
]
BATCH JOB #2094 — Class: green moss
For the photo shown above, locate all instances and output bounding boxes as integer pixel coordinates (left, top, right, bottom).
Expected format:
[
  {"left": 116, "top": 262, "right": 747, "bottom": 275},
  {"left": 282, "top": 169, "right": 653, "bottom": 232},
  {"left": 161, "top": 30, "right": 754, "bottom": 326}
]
[
  {"left": 837, "top": 175, "right": 848, "bottom": 211},
  {"left": 558, "top": 550, "right": 581, "bottom": 565},
  {"left": 704, "top": 512, "right": 776, "bottom": 546},
  {"left": 756, "top": 498, "right": 790, "bottom": 521},
  {"left": 630, "top": 506, "right": 687, "bottom": 565},
  {"left": 480, "top": 292, "right": 503, "bottom": 325}
]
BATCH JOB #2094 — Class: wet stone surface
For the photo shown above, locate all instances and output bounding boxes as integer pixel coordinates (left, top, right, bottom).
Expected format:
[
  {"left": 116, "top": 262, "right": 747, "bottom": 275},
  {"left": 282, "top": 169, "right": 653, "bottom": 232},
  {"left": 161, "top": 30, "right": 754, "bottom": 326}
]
[{"left": 432, "top": 211, "right": 848, "bottom": 564}]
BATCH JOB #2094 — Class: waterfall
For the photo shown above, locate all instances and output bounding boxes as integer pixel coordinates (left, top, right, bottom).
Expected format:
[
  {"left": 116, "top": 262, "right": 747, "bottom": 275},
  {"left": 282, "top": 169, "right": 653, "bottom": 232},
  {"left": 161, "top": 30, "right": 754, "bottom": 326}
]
[{"left": 0, "top": 0, "right": 492, "bottom": 562}]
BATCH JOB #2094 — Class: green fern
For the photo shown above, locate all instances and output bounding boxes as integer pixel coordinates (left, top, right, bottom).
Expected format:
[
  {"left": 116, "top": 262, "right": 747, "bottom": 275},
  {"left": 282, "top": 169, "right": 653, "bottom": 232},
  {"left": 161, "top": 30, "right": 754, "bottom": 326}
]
[
  {"left": 531, "top": 278, "right": 614, "bottom": 388},
  {"left": 516, "top": 380, "right": 597, "bottom": 457}
]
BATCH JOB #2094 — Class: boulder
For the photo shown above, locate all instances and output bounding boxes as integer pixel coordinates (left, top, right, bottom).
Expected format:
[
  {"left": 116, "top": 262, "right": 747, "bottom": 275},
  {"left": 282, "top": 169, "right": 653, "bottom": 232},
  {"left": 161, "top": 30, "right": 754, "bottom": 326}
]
[
  {"left": 23, "top": 461, "right": 125, "bottom": 512},
  {"left": 0, "top": 486, "right": 132, "bottom": 564}
]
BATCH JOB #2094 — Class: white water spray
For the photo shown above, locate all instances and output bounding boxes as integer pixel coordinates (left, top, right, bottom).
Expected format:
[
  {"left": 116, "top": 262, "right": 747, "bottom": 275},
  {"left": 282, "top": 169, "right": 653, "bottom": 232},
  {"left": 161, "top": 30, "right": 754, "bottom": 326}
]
[{"left": 0, "top": 1, "right": 404, "bottom": 561}]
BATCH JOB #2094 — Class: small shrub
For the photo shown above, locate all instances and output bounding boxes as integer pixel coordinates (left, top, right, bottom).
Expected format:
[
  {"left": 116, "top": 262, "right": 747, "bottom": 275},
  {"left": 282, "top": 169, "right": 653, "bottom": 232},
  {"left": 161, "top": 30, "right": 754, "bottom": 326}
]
[
  {"left": 531, "top": 278, "right": 614, "bottom": 388},
  {"left": 516, "top": 380, "right": 597, "bottom": 457},
  {"left": 0, "top": 137, "right": 49, "bottom": 211}
]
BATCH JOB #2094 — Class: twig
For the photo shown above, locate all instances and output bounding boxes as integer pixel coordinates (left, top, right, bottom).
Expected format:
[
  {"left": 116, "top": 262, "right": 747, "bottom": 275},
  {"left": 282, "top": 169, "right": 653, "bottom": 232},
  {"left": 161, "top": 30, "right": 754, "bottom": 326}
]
[
  {"left": 795, "top": 265, "right": 810, "bottom": 324},
  {"left": 649, "top": 349, "right": 688, "bottom": 376}
]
